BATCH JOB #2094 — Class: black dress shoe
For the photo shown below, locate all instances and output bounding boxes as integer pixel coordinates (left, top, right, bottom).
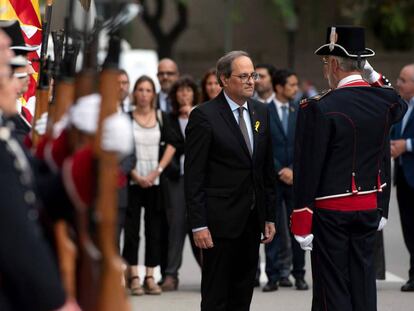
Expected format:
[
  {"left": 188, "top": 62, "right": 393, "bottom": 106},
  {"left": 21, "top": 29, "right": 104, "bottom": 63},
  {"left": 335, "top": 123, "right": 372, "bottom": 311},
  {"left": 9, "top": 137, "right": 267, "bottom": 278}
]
[
  {"left": 401, "top": 280, "right": 414, "bottom": 292},
  {"left": 262, "top": 281, "right": 279, "bottom": 292},
  {"left": 295, "top": 278, "right": 309, "bottom": 290},
  {"left": 279, "top": 277, "right": 293, "bottom": 287}
]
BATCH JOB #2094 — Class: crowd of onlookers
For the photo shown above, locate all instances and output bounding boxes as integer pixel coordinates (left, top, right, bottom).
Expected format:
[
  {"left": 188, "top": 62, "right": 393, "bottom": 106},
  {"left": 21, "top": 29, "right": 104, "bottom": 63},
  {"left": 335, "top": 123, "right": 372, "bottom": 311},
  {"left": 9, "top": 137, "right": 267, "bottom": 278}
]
[{"left": 118, "top": 58, "right": 320, "bottom": 295}]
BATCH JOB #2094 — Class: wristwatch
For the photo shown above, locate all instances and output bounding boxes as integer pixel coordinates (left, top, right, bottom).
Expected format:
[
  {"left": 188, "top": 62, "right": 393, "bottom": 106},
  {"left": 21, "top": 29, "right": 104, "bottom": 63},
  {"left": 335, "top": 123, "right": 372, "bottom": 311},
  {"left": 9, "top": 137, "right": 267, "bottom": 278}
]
[{"left": 157, "top": 166, "right": 164, "bottom": 174}]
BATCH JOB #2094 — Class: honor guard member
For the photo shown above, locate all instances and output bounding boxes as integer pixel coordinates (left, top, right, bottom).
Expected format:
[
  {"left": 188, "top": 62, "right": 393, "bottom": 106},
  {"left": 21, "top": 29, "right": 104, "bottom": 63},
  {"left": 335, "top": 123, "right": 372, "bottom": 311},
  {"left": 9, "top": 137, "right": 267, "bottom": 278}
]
[{"left": 290, "top": 26, "right": 407, "bottom": 311}]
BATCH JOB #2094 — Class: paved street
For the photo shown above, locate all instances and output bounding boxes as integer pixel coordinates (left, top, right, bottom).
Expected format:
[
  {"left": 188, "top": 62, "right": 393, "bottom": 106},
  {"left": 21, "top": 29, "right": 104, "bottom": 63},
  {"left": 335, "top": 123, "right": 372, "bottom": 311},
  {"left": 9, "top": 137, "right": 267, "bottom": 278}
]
[{"left": 130, "top": 186, "right": 413, "bottom": 310}]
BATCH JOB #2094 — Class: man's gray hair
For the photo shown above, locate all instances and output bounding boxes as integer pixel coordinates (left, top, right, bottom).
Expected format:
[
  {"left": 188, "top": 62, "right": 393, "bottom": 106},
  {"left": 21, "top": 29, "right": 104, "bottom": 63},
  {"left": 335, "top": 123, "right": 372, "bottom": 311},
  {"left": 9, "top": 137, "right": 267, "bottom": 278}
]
[
  {"left": 332, "top": 56, "right": 366, "bottom": 72},
  {"left": 216, "top": 50, "right": 250, "bottom": 87}
]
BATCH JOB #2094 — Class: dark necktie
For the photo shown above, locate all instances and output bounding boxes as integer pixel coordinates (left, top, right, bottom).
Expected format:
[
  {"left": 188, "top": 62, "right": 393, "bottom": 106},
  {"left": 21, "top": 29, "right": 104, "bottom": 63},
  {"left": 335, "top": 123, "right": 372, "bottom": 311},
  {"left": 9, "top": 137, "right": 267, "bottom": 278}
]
[
  {"left": 281, "top": 105, "right": 289, "bottom": 135},
  {"left": 238, "top": 106, "right": 253, "bottom": 156}
]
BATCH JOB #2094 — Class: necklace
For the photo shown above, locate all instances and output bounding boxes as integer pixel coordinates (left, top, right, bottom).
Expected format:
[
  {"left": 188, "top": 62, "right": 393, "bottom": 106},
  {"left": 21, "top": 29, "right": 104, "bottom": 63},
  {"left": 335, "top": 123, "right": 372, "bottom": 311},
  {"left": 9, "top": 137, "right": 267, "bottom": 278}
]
[{"left": 134, "top": 109, "right": 156, "bottom": 128}]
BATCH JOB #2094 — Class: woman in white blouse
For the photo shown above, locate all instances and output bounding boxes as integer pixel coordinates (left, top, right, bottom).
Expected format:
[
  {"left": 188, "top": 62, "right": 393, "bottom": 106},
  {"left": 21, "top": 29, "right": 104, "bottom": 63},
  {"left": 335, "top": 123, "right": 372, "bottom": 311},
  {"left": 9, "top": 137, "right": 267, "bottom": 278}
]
[{"left": 122, "top": 75, "right": 176, "bottom": 296}]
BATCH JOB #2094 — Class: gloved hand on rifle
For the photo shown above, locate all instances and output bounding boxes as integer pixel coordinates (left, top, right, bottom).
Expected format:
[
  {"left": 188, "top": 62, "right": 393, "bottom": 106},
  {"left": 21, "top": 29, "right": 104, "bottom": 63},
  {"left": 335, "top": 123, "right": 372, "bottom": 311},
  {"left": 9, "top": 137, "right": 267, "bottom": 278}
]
[
  {"left": 69, "top": 93, "right": 133, "bottom": 157},
  {"left": 34, "top": 112, "right": 48, "bottom": 136},
  {"left": 294, "top": 234, "right": 314, "bottom": 251},
  {"left": 101, "top": 113, "right": 133, "bottom": 157}
]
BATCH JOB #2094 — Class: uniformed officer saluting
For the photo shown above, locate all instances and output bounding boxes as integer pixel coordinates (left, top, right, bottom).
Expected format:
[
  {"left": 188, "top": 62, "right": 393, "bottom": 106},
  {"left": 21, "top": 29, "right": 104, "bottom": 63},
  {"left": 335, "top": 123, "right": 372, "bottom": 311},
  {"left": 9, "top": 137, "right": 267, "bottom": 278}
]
[{"left": 290, "top": 26, "right": 407, "bottom": 311}]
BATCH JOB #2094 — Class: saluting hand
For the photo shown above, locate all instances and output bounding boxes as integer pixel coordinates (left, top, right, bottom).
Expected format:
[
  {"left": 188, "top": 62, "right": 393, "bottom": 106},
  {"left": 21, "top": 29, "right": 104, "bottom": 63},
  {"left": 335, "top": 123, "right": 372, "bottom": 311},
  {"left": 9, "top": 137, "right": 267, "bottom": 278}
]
[{"left": 193, "top": 228, "right": 214, "bottom": 249}]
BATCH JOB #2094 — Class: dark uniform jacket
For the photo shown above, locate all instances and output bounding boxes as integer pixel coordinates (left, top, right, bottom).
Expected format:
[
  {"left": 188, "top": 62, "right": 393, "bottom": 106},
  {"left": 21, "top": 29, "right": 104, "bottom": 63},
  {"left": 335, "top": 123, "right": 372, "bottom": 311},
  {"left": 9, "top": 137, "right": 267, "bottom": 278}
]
[
  {"left": 291, "top": 82, "right": 407, "bottom": 235},
  {"left": 185, "top": 91, "right": 277, "bottom": 238},
  {"left": 0, "top": 121, "right": 66, "bottom": 311}
]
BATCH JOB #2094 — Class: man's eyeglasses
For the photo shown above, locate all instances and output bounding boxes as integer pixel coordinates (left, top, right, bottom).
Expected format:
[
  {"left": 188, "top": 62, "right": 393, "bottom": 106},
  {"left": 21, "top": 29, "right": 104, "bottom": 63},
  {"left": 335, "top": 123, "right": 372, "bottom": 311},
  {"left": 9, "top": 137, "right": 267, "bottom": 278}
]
[
  {"left": 157, "top": 71, "right": 177, "bottom": 77},
  {"left": 231, "top": 72, "right": 259, "bottom": 83}
]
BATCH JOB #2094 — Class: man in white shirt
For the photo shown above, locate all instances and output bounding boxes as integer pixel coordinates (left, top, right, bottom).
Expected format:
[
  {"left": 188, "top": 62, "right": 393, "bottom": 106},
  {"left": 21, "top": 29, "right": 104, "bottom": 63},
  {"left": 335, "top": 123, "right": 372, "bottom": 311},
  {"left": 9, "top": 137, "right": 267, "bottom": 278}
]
[
  {"left": 392, "top": 63, "right": 414, "bottom": 292},
  {"left": 254, "top": 63, "right": 276, "bottom": 104}
]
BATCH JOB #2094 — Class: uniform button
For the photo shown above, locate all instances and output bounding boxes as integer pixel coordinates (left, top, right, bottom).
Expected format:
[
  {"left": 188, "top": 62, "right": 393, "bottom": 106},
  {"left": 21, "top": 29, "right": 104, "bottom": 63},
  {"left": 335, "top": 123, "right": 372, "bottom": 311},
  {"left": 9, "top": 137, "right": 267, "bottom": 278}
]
[
  {"left": 14, "top": 159, "right": 21, "bottom": 170},
  {"left": 20, "top": 174, "right": 30, "bottom": 185},
  {"left": 24, "top": 191, "right": 36, "bottom": 204},
  {"left": 346, "top": 190, "right": 350, "bottom": 193},
  {"left": 27, "top": 209, "right": 39, "bottom": 221},
  {"left": 373, "top": 186, "right": 377, "bottom": 189},
  {"left": 358, "top": 187, "right": 361, "bottom": 191}
]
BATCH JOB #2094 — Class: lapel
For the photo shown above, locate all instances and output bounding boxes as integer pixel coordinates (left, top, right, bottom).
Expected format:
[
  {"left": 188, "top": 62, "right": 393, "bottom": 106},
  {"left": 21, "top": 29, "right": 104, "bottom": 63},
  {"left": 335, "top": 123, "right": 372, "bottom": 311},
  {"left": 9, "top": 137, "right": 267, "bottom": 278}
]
[
  {"left": 287, "top": 102, "right": 297, "bottom": 139},
  {"left": 403, "top": 106, "right": 414, "bottom": 135},
  {"left": 247, "top": 100, "right": 258, "bottom": 158},
  {"left": 218, "top": 92, "right": 252, "bottom": 159},
  {"left": 269, "top": 100, "right": 286, "bottom": 139}
]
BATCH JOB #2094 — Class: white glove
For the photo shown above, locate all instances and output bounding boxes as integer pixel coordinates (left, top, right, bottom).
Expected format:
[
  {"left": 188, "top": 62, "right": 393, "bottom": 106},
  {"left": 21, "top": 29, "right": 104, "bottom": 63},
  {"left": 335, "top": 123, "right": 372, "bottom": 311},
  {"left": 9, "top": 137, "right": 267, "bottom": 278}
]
[
  {"left": 34, "top": 112, "right": 48, "bottom": 136},
  {"left": 377, "top": 217, "right": 387, "bottom": 231},
  {"left": 52, "top": 114, "right": 69, "bottom": 138},
  {"left": 101, "top": 113, "right": 133, "bottom": 157},
  {"left": 362, "top": 60, "right": 381, "bottom": 84},
  {"left": 294, "top": 234, "right": 314, "bottom": 251}
]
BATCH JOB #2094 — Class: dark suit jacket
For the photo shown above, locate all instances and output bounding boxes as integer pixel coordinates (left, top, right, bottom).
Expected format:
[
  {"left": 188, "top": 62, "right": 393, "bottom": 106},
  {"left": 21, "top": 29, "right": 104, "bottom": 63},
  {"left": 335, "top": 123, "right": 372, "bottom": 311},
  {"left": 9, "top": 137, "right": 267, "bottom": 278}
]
[
  {"left": 164, "top": 113, "right": 185, "bottom": 180},
  {"left": 391, "top": 103, "right": 414, "bottom": 188},
  {"left": 156, "top": 92, "right": 172, "bottom": 113},
  {"left": 185, "top": 91, "right": 277, "bottom": 239},
  {"left": 268, "top": 100, "right": 298, "bottom": 173}
]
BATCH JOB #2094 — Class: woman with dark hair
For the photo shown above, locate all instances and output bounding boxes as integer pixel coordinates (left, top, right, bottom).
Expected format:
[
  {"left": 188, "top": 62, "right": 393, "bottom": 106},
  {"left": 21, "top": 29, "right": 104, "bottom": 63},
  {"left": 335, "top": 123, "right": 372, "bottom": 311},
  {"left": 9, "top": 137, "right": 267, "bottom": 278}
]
[
  {"left": 160, "top": 75, "right": 201, "bottom": 291},
  {"left": 200, "top": 68, "right": 222, "bottom": 102},
  {"left": 122, "top": 75, "right": 177, "bottom": 296}
]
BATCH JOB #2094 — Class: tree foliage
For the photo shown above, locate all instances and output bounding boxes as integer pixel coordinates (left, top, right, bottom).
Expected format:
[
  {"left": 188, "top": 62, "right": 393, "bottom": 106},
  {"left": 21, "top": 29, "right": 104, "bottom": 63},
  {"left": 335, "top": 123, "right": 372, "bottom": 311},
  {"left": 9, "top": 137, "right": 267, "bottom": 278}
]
[
  {"left": 340, "top": 0, "right": 414, "bottom": 50},
  {"left": 141, "top": 0, "right": 189, "bottom": 58}
]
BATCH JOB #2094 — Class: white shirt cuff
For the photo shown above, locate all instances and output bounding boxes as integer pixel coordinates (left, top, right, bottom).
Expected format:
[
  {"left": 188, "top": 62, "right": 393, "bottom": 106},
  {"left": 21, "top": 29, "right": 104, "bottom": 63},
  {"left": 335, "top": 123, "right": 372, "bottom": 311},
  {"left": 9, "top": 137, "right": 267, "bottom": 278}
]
[
  {"left": 192, "top": 226, "right": 208, "bottom": 232},
  {"left": 407, "top": 139, "right": 413, "bottom": 152}
]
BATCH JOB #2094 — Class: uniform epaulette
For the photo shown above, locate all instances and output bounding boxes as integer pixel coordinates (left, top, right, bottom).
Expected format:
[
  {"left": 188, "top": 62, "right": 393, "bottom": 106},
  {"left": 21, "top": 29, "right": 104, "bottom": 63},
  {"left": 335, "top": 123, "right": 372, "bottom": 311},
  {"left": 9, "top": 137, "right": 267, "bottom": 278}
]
[{"left": 300, "top": 89, "right": 331, "bottom": 108}]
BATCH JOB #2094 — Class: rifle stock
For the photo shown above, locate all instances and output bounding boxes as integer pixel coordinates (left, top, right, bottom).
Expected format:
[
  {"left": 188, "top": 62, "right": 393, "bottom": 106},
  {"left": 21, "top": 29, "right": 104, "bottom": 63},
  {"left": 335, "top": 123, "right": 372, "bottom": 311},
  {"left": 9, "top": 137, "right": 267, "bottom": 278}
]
[
  {"left": 54, "top": 220, "right": 77, "bottom": 299},
  {"left": 95, "top": 67, "right": 130, "bottom": 311},
  {"left": 32, "top": 87, "right": 49, "bottom": 146}
]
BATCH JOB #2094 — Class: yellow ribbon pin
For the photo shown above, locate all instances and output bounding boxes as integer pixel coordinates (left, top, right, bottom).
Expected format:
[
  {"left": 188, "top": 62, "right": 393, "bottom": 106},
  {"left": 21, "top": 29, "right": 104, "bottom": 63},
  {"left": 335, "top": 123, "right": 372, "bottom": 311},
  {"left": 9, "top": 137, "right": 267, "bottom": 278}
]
[{"left": 255, "top": 121, "right": 260, "bottom": 132}]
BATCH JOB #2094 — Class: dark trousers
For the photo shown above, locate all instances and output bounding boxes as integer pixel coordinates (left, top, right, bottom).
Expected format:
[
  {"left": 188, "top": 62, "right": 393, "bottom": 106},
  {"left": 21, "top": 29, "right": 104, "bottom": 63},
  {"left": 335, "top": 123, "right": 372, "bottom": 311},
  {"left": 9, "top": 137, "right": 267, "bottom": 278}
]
[
  {"left": 201, "top": 210, "right": 260, "bottom": 311},
  {"left": 265, "top": 183, "right": 305, "bottom": 282},
  {"left": 311, "top": 208, "right": 379, "bottom": 311},
  {"left": 122, "top": 185, "right": 162, "bottom": 267},
  {"left": 165, "top": 177, "right": 188, "bottom": 277},
  {"left": 396, "top": 168, "right": 414, "bottom": 281}
]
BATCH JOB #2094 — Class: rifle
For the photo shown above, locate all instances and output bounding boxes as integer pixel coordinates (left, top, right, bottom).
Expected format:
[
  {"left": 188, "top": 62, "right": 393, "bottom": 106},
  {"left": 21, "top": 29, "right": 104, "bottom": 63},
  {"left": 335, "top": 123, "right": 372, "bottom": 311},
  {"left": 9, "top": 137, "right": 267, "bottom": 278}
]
[
  {"left": 93, "top": 2, "right": 139, "bottom": 309},
  {"left": 70, "top": 2, "right": 103, "bottom": 310},
  {"left": 32, "top": 0, "right": 54, "bottom": 147},
  {"left": 49, "top": 29, "right": 79, "bottom": 302},
  {"left": 95, "top": 29, "right": 130, "bottom": 311}
]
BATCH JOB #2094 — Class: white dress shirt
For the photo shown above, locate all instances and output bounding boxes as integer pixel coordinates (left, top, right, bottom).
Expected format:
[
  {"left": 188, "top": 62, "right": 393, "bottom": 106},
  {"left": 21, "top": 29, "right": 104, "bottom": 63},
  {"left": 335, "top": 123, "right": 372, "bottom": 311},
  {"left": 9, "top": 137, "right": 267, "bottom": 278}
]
[
  {"left": 224, "top": 91, "right": 254, "bottom": 152},
  {"left": 158, "top": 91, "right": 168, "bottom": 112},
  {"left": 258, "top": 92, "right": 276, "bottom": 104},
  {"left": 402, "top": 97, "right": 414, "bottom": 152},
  {"left": 273, "top": 96, "right": 290, "bottom": 121}
]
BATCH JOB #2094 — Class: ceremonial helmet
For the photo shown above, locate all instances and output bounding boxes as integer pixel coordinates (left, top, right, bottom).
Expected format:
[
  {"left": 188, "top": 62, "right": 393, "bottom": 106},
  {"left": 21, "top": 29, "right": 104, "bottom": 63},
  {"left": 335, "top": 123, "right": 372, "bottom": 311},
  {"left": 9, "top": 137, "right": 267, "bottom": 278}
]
[
  {"left": 315, "top": 25, "right": 375, "bottom": 58},
  {"left": 0, "top": 20, "right": 38, "bottom": 67}
]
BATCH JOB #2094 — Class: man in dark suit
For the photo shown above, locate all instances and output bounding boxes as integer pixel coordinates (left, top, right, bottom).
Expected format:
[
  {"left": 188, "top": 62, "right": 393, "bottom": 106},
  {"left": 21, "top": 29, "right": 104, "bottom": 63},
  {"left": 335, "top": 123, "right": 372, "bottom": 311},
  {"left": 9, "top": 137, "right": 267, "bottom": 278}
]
[
  {"left": 156, "top": 58, "right": 179, "bottom": 113},
  {"left": 185, "top": 50, "right": 277, "bottom": 311},
  {"left": 392, "top": 63, "right": 414, "bottom": 292},
  {"left": 263, "top": 69, "right": 308, "bottom": 292}
]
